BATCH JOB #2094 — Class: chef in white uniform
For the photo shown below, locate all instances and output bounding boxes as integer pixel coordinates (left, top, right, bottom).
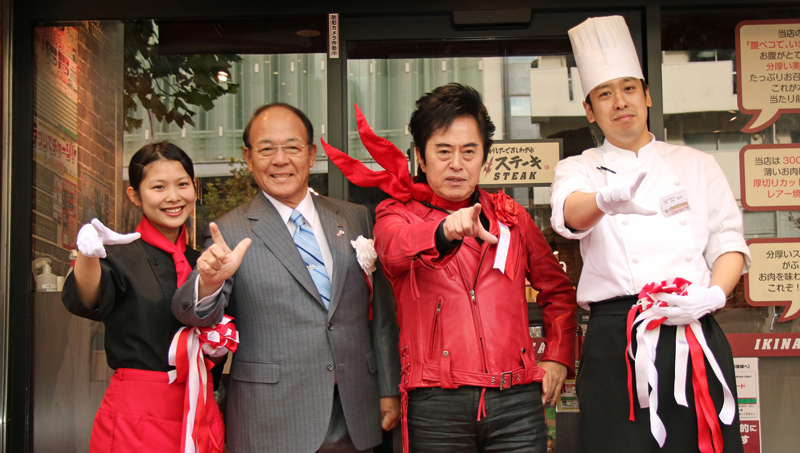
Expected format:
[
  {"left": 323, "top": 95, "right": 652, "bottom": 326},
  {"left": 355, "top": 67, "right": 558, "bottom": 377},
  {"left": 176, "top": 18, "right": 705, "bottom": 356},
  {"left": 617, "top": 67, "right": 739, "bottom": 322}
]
[{"left": 550, "top": 15, "right": 751, "bottom": 453}]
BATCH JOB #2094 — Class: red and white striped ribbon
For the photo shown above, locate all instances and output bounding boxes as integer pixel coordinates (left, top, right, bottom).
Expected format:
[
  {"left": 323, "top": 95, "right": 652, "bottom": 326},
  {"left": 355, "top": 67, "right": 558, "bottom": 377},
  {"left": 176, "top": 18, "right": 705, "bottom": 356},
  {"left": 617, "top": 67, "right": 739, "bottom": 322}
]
[
  {"left": 627, "top": 278, "right": 735, "bottom": 453},
  {"left": 363, "top": 272, "right": 374, "bottom": 320},
  {"left": 168, "top": 315, "right": 239, "bottom": 453}
]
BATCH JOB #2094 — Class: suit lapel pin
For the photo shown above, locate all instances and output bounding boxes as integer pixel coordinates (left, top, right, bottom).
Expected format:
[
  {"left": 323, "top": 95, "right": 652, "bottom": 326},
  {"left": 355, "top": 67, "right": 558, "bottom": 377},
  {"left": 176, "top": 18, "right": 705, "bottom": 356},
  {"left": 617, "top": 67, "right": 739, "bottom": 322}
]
[{"left": 337, "top": 223, "right": 345, "bottom": 237}]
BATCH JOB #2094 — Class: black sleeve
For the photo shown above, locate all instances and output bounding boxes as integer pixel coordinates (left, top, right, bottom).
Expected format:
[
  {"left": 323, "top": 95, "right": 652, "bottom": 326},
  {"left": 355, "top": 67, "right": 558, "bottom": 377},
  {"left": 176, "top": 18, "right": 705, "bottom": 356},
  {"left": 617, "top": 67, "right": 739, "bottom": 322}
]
[
  {"left": 435, "top": 220, "right": 462, "bottom": 254},
  {"left": 61, "top": 251, "right": 128, "bottom": 322}
]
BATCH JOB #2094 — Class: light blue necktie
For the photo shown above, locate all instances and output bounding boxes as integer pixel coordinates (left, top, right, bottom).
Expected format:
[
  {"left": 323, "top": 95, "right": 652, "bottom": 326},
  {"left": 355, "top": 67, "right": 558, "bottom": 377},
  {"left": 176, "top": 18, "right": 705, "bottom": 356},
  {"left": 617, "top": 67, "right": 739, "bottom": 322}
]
[{"left": 291, "top": 210, "right": 332, "bottom": 309}]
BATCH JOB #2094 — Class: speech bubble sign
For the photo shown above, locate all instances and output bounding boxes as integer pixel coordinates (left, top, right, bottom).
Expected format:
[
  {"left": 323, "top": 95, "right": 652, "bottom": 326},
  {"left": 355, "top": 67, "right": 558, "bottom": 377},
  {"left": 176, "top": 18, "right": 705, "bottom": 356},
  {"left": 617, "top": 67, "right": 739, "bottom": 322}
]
[
  {"left": 740, "top": 144, "right": 800, "bottom": 211},
  {"left": 745, "top": 238, "right": 800, "bottom": 322},
  {"left": 736, "top": 19, "right": 800, "bottom": 133}
]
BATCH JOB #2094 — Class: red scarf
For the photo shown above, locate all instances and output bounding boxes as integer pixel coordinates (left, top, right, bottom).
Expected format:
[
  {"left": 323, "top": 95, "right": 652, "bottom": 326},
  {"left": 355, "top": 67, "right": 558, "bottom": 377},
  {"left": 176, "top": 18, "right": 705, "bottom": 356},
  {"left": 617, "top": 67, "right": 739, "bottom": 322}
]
[
  {"left": 431, "top": 193, "right": 471, "bottom": 211},
  {"left": 321, "top": 104, "right": 435, "bottom": 204},
  {"left": 136, "top": 216, "right": 191, "bottom": 287},
  {"left": 321, "top": 105, "right": 492, "bottom": 215}
]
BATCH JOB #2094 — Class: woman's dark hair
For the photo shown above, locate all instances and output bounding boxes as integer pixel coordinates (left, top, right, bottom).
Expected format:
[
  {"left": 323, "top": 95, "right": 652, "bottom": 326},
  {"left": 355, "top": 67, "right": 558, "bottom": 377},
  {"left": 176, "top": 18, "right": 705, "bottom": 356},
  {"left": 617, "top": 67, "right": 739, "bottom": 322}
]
[
  {"left": 242, "top": 102, "right": 314, "bottom": 148},
  {"left": 409, "top": 83, "right": 495, "bottom": 177},
  {"left": 128, "top": 141, "right": 194, "bottom": 192}
]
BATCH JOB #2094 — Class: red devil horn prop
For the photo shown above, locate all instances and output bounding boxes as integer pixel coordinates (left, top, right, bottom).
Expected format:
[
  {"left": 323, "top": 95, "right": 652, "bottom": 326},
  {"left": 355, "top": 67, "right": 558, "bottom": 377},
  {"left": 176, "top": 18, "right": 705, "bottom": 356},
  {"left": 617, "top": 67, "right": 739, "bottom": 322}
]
[{"left": 353, "top": 104, "right": 414, "bottom": 188}]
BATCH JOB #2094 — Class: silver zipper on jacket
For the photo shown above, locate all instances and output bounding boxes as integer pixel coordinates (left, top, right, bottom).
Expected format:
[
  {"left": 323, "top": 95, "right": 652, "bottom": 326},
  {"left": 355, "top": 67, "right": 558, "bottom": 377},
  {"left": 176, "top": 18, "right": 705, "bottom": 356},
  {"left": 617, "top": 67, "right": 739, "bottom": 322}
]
[{"left": 456, "top": 250, "right": 489, "bottom": 373}]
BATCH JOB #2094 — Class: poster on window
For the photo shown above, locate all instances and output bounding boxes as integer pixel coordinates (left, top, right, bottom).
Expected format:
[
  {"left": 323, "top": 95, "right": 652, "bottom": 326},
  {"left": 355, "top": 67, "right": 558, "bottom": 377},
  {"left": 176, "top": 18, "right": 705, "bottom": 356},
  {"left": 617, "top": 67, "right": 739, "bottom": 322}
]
[
  {"left": 736, "top": 19, "right": 800, "bottom": 133},
  {"left": 34, "top": 26, "right": 79, "bottom": 138},
  {"left": 744, "top": 238, "right": 800, "bottom": 321},
  {"left": 739, "top": 144, "right": 800, "bottom": 211},
  {"left": 32, "top": 26, "right": 79, "bottom": 250}
]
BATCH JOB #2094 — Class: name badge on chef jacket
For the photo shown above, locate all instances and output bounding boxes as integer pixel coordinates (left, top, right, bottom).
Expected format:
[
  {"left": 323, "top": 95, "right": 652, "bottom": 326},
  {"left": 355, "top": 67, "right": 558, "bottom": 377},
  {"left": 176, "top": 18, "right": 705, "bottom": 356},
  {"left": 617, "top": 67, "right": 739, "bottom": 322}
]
[{"left": 660, "top": 190, "right": 691, "bottom": 217}]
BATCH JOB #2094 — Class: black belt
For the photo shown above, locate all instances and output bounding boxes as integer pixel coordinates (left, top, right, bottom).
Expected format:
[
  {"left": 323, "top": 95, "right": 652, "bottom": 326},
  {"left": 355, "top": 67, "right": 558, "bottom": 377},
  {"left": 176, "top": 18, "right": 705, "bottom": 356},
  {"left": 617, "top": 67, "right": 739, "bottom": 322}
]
[{"left": 588, "top": 295, "right": 638, "bottom": 318}]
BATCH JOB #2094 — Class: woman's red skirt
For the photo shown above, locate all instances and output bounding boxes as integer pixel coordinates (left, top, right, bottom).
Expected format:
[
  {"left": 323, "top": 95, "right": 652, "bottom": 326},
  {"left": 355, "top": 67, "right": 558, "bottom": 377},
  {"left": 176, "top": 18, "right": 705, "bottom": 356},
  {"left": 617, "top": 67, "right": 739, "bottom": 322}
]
[{"left": 90, "top": 368, "right": 224, "bottom": 453}]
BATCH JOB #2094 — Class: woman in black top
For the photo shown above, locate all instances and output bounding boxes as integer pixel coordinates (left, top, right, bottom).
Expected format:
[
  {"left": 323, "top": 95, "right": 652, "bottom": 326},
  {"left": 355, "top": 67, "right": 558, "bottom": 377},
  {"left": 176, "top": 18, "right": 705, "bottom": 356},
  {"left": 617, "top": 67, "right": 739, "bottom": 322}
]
[{"left": 62, "top": 142, "right": 226, "bottom": 453}]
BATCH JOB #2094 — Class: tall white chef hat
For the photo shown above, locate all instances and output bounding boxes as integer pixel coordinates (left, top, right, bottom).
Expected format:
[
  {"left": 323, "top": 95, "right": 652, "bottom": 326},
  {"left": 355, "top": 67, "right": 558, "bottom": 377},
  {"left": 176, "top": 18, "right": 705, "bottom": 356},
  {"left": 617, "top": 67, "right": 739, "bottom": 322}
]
[{"left": 569, "top": 15, "right": 643, "bottom": 98}]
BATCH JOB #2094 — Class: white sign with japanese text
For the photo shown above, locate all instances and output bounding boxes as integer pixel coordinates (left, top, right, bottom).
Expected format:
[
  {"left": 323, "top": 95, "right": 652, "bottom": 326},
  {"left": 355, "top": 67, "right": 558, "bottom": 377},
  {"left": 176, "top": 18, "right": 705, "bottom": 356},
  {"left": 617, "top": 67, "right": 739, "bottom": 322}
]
[
  {"left": 736, "top": 19, "right": 800, "bottom": 133},
  {"left": 329, "top": 14, "right": 339, "bottom": 59}
]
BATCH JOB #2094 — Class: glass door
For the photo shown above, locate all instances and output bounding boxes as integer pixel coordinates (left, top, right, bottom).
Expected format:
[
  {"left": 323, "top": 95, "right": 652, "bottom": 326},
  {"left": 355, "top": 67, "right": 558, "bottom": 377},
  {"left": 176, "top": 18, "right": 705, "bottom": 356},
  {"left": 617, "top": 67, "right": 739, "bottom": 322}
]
[{"left": 338, "top": 9, "right": 642, "bottom": 273}]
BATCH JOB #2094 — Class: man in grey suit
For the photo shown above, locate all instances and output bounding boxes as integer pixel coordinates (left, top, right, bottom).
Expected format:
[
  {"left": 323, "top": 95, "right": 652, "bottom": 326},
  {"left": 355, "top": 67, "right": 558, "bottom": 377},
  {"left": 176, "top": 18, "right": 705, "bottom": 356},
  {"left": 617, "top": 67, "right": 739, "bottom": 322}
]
[{"left": 173, "top": 103, "right": 401, "bottom": 453}]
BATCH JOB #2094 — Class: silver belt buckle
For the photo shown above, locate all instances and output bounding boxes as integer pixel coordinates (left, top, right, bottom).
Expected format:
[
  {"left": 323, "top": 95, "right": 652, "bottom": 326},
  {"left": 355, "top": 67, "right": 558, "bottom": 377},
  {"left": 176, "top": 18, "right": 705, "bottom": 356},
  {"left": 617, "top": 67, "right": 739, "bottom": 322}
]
[{"left": 499, "top": 371, "right": 512, "bottom": 391}]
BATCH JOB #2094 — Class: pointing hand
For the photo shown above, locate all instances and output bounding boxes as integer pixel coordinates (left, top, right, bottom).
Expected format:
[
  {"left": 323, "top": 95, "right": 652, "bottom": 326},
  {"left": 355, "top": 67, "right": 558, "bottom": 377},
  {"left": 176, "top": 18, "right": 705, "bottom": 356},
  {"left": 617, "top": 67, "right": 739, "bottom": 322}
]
[
  {"left": 196, "top": 222, "right": 252, "bottom": 291},
  {"left": 443, "top": 204, "right": 498, "bottom": 244},
  {"left": 595, "top": 171, "right": 657, "bottom": 216},
  {"left": 76, "top": 218, "right": 141, "bottom": 258}
]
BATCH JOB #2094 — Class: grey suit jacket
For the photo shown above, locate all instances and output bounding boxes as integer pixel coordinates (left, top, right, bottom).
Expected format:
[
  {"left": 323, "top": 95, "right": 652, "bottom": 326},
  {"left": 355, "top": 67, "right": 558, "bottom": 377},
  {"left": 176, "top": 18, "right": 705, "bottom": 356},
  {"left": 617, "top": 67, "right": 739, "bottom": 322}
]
[{"left": 173, "top": 193, "right": 400, "bottom": 453}]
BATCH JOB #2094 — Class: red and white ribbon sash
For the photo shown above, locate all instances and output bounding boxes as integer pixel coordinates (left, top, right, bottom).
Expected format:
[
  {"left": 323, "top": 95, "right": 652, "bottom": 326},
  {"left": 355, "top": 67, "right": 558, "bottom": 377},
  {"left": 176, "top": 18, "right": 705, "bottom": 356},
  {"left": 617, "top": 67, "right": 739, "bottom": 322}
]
[
  {"left": 626, "top": 279, "right": 735, "bottom": 453},
  {"left": 363, "top": 271, "right": 374, "bottom": 320},
  {"left": 168, "top": 315, "right": 239, "bottom": 453},
  {"left": 492, "top": 221, "right": 511, "bottom": 274}
]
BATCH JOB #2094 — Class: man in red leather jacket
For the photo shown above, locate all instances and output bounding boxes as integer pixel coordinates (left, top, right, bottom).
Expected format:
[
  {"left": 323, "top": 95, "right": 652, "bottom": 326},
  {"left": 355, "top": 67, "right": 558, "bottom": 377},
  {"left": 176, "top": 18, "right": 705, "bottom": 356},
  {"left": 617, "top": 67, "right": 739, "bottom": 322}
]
[{"left": 373, "top": 83, "right": 578, "bottom": 452}]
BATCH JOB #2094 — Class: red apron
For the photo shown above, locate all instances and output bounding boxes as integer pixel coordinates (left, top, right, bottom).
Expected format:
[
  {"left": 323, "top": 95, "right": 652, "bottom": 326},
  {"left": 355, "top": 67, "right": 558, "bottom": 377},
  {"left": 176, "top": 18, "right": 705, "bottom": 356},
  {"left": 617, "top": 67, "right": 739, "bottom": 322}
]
[{"left": 90, "top": 368, "right": 224, "bottom": 453}]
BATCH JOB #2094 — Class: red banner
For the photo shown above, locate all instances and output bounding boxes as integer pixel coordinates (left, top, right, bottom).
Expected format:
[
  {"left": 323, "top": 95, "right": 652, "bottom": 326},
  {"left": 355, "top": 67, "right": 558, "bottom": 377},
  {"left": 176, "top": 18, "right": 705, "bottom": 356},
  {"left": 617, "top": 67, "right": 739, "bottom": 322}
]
[
  {"left": 740, "top": 421, "right": 761, "bottom": 453},
  {"left": 726, "top": 333, "right": 800, "bottom": 357}
]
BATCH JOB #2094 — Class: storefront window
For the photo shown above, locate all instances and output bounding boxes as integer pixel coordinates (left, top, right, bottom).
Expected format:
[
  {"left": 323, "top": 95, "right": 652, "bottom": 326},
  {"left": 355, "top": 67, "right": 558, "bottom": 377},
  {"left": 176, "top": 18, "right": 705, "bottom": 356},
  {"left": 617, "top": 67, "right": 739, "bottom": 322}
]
[
  {"left": 28, "top": 19, "right": 330, "bottom": 450},
  {"left": 344, "top": 51, "right": 580, "bottom": 229},
  {"left": 662, "top": 7, "right": 800, "bottom": 452},
  {"left": 344, "top": 38, "right": 617, "bottom": 288},
  {"left": 120, "top": 21, "right": 329, "bottom": 243}
]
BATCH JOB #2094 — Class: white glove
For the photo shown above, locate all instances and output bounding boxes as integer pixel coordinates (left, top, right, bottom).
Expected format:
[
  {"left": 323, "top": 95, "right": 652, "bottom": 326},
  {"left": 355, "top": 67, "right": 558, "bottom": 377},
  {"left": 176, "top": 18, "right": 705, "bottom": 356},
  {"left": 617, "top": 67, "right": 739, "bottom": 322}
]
[
  {"left": 202, "top": 343, "right": 231, "bottom": 358},
  {"left": 76, "top": 218, "right": 141, "bottom": 259},
  {"left": 648, "top": 285, "right": 727, "bottom": 326},
  {"left": 595, "top": 171, "right": 658, "bottom": 216}
]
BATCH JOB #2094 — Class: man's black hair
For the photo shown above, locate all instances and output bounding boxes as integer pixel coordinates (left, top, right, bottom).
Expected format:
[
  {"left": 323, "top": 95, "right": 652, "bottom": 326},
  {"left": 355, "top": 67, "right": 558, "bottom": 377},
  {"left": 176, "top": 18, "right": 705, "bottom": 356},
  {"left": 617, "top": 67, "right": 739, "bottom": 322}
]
[{"left": 408, "top": 83, "right": 495, "bottom": 182}]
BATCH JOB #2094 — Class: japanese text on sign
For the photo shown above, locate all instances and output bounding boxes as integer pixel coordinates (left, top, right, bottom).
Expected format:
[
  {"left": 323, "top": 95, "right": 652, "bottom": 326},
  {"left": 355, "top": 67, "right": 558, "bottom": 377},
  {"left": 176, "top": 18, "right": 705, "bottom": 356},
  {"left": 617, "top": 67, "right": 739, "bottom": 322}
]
[
  {"left": 736, "top": 19, "right": 800, "bottom": 133},
  {"left": 478, "top": 140, "right": 561, "bottom": 187},
  {"left": 745, "top": 238, "right": 800, "bottom": 321},
  {"left": 329, "top": 14, "right": 339, "bottom": 59},
  {"left": 734, "top": 357, "right": 761, "bottom": 453},
  {"left": 739, "top": 144, "right": 800, "bottom": 211}
]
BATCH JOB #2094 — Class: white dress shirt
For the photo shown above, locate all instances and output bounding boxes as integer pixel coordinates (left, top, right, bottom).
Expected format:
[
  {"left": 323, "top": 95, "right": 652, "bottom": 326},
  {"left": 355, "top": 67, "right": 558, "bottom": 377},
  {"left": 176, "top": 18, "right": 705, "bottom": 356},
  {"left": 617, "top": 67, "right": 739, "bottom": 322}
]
[{"left": 550, "top": 136, "right": 751, "bottom": 309}]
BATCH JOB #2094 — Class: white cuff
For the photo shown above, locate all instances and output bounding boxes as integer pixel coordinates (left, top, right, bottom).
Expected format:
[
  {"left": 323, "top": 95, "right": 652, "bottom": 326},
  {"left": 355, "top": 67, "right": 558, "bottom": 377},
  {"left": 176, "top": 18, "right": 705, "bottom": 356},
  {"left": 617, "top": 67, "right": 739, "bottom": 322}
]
[{"left": 194, "top": 275, "right": 224, "bottom": 309}]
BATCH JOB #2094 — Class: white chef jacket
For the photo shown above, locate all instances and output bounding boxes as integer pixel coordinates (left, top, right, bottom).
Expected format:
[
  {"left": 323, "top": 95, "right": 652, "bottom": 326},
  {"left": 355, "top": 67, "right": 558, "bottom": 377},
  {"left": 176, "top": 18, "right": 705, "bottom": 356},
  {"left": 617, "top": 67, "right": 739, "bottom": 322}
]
[{"left": 550, "top": 135, "right": 751, "bottom": 309}]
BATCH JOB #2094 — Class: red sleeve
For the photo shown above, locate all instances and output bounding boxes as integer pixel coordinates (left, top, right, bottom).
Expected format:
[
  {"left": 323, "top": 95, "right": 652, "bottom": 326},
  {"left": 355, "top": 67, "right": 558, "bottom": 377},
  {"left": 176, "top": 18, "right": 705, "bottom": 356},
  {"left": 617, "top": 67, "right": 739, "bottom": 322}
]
[
  {"left": 522, "top": 213, "right": 578, "bottom": 375},
  {"left": 374, "top": 198, "right": 458, "bottom": 278}
]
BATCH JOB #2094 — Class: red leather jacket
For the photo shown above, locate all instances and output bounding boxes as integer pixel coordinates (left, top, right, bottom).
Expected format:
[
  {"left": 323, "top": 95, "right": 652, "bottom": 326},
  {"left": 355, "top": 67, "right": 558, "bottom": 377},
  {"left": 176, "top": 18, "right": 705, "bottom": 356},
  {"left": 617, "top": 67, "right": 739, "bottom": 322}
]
[{"left": 374, "top": 188, "right": 577, "bottom": 394}]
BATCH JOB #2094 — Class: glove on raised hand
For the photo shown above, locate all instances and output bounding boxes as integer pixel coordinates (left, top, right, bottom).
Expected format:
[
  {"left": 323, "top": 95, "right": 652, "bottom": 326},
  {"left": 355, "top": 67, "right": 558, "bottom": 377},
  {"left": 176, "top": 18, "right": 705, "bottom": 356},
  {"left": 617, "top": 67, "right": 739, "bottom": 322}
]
[
  {"left": 76, "top": 218, "right": 141, "bottom": 259},
  {"left": 595, "top": 171, "right": 658, "bottom": 216},
  {"left": 648, "top": 284, "right": 727, "bottom": 326}
]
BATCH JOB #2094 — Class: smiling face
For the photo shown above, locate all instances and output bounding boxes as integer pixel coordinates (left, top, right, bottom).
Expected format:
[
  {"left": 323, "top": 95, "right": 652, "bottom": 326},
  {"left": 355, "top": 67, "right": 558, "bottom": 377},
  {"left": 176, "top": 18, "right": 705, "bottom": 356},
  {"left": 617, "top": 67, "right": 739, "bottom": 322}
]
[
  {"left": 127, "top": 159, "right": 196, "bottom": 243},
  {"left": 243, "top": 106, "right": 317, "bottom": 208},
  {"left": 584, "top": 77, "right": 653, "bottom": 153},
  {"left": 417, "top": 115, "right": 484, "bottom": 203}
]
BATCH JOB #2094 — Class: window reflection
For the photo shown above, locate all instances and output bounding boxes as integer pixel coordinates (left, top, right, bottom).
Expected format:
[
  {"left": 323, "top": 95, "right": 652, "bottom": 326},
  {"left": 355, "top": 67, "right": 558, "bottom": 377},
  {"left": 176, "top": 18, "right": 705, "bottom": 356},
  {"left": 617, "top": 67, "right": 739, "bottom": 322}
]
[{"left": 121, "top": 26, "right": 329, "bottom": 240}]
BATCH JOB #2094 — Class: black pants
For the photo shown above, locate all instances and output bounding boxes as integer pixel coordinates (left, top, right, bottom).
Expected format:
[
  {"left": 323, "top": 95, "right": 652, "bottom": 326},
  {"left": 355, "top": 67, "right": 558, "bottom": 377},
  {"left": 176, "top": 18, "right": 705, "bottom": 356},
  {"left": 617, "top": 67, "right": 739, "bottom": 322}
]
[
  {"left": 407, "top": 383, "right": 547, "bottom": 453},
  {"left": 577, "top": 297, "right": 744, "bottom": 453}
]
